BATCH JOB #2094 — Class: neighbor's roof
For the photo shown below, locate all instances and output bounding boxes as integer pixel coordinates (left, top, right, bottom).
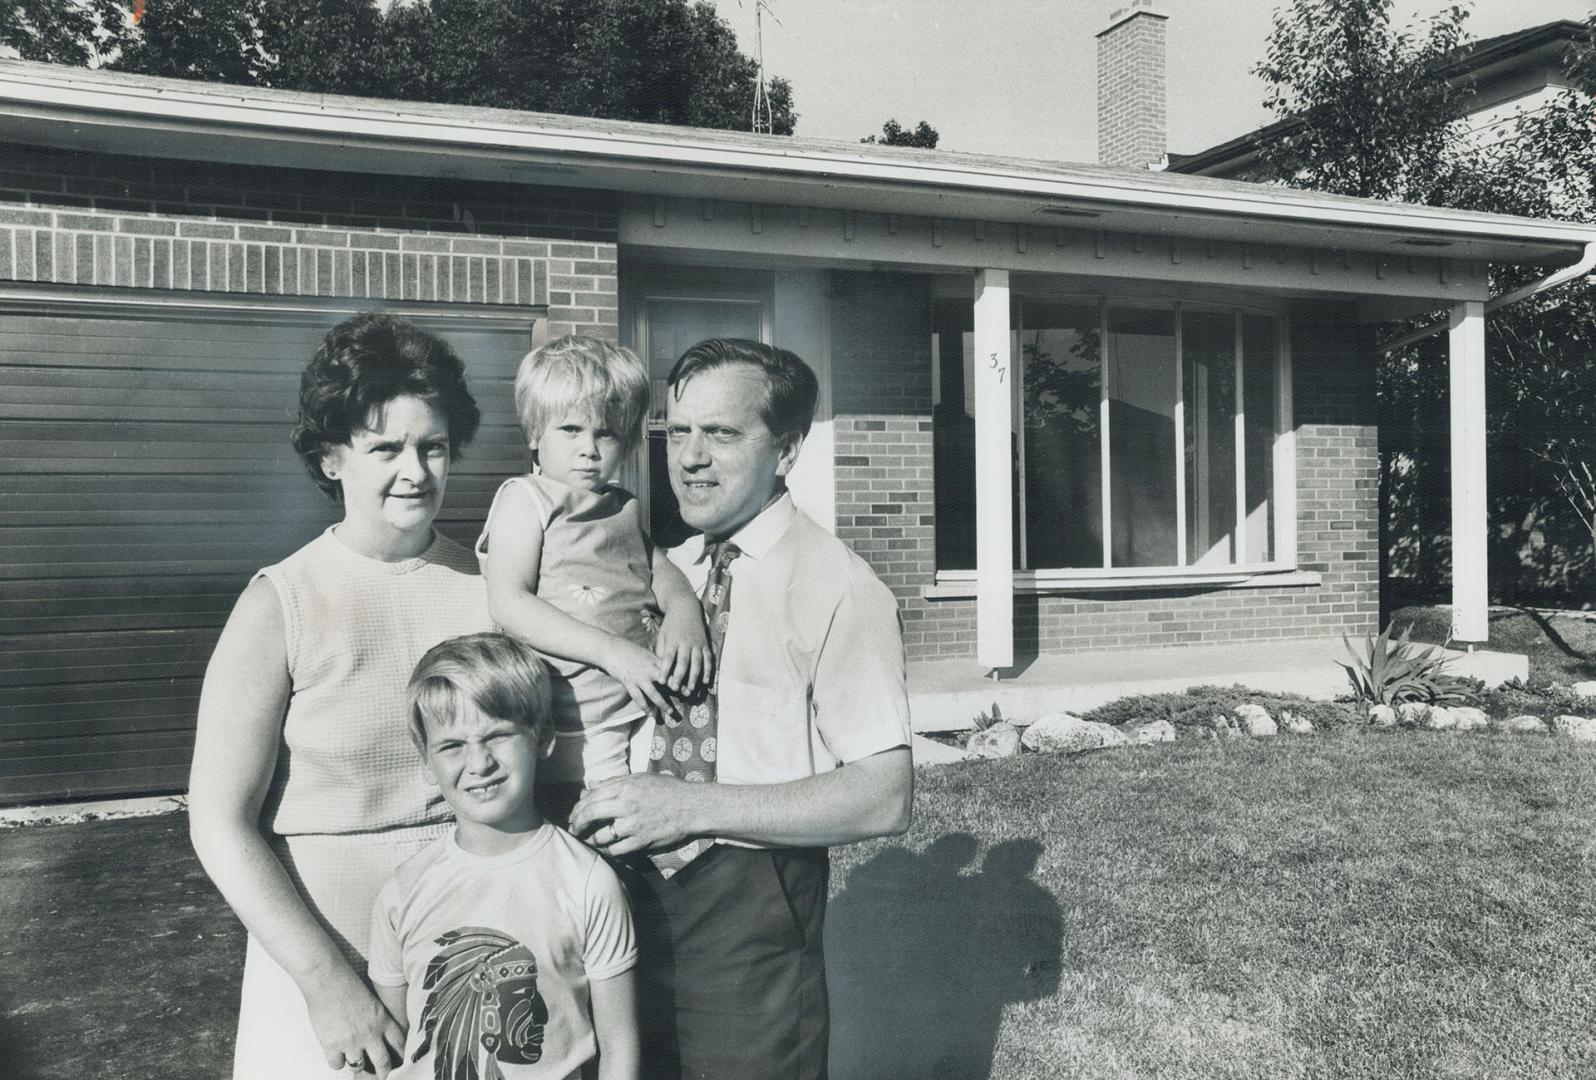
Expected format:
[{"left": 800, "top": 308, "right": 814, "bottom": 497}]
[
  {"left": 2, "top": 59, "right": 1594, "bottom": 266},
  {"left": 1169, "top": 19, "right": 1587, "bottom": 179}
]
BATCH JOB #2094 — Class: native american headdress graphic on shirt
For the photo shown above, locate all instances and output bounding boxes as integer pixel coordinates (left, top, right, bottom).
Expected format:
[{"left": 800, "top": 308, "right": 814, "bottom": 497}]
[{"left": 411, "top": 927, "right": 548, "bottom": 1080}]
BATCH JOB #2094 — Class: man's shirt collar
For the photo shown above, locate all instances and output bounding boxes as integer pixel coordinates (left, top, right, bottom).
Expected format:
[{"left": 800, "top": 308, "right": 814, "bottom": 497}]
[{"left": 694, "top": 491, "right": 794, "bottom": 564}]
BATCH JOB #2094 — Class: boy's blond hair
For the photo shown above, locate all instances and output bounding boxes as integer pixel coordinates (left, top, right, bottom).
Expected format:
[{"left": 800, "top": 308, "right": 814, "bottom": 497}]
[
  {"left": 406, "top": 632, "right": 554, "bottom": 751},
  {"left": 514, "top": 335, "right": 650, "bottom": 453}
]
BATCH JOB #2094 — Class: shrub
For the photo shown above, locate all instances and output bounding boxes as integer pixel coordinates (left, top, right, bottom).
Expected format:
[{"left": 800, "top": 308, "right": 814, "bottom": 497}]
[
  {"left": 1080, "top": 685, "right": 1360, "bottom": 732},
  {"left": 1479, "top": 678, "right": 1596, "bottom": 719},
  {"left": 1339, "top": 623, "right": 1479, "bottom": 706}
]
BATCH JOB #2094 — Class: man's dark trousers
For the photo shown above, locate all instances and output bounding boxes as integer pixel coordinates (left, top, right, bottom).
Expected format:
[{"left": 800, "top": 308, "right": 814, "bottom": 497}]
[{"left": 624, "top": 844, "right": 830, "bottom": 1080}]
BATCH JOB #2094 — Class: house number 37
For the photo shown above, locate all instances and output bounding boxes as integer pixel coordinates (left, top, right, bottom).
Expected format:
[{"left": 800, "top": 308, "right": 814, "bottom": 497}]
[{"left": 987, "top": 351, "right": 1006, "bottom": 383}]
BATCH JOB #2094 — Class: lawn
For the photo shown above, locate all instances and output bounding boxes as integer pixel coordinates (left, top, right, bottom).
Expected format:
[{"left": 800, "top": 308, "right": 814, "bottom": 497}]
[
  {"left": 5, "top": 728, "right": 1596, "bottom": 1080},
  {"left": 1393, "top": 603, "right": 1596, "bottom": 684}
]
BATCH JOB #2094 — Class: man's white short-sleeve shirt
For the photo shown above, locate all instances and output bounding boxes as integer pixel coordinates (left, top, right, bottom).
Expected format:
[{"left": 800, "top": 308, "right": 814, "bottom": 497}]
[{"left": 659, "top": 493, "right": 911, "bottom": 787}]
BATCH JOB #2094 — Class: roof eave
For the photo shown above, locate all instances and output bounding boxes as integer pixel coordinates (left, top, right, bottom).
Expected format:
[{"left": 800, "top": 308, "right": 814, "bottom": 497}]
[{"left": 2, "top": 61, "right": 1593, "bottom": 267}]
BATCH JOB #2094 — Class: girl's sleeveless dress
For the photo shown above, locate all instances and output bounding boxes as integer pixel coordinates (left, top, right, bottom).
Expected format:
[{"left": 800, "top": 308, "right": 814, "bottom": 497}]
[
  {"left": 477, "top": 474, "right": 662, "bottom": 802},
  {"left": 229, "top": 527, "right": 491, "bottom": 1079}
]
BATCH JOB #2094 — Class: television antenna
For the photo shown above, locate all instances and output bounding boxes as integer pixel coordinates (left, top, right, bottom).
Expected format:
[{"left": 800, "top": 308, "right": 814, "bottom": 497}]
[{"left": 742, "top": 0, "right": 780, "bottom": 134}]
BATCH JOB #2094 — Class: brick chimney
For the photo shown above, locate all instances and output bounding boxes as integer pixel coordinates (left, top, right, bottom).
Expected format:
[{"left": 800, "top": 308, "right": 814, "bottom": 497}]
[{"left": 1096, "top": 0, "right": 1168, "bottom": 170}]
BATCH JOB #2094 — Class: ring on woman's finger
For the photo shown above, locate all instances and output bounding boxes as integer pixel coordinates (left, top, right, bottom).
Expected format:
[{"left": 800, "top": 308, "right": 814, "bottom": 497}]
[{"left": 343, "top": 1053, "right": 365, "bottom": 1069}]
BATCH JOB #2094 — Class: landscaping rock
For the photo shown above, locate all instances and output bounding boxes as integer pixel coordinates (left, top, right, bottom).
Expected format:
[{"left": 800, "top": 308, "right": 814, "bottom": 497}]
[
  {"left": 1211, "top": 714, "right": 1247, "bottom": 740},
  {"left": 1423, "top": 706, "right": 1457, "bottom": 731},
  {"left": 1397, "top": 702, "right": 1433, "bottom": 727},
  {"left": 1234, "top": 703, "right": 1278, "bottom": 737},
  {"left": 1021, "top": 713, "right": 1129, "bottom": 754},
  {"left": 1448, "top": 706, "right": 1489, "bottom": 732},
  {"left": 1368, "top": 704, "right": 1398, "bottom": 728},
  {"left": 1551, "top": 715, "right": 1596, "bottom": 742},
  {"left": 1279, "top": 710, "right": 1315, "bottom": 735},
  {"left": 1571, "top": 681, "right": 1596, "bottom": 699},
  {"left": 1499, "top": 714, "right": 1548, "bottom": 734},
  {"left": 966, "top": 721, "right": 1022, "bottom": 760},
  {"left": 1123, "top": 719, "right": 1176, "bottom": 745}
]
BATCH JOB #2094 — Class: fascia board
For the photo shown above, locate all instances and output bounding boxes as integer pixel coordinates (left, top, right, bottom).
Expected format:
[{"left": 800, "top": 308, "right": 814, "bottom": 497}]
[{"left": 3, "top": 63, "right": 1595, "bottom": 263}]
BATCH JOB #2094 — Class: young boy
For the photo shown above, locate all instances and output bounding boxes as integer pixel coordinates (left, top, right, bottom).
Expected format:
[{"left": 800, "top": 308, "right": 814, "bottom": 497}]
[{"left": 368, "top": 632, "right": 639, "bottom": 1080}]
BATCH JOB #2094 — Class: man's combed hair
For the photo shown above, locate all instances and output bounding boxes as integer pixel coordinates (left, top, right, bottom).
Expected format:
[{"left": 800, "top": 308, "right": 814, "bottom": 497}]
[
  {"left": 513, "top": 335, "right": 650, "bottom": 453},
  {"left": 292, "top": 312, "right": 482, "bottom": 499},
  {"left": 406, "top": 632, "right": 554, "bottom": 750},
  {"left": 666, "top": 338, "right": 819, "bottom": 440}
]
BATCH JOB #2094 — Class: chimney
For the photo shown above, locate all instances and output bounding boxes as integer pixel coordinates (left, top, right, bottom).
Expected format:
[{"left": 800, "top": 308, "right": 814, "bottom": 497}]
[{"left": 1096, "top": 0, "right": 1168, "bottom": 170}]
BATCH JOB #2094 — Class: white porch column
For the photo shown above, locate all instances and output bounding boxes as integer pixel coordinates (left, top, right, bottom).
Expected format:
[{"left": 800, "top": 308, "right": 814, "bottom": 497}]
[
  {"left": 973, "top": 269, "right": 1014, "bottom": 669},
  {"left": 1448, "top": 300, "right": 1489, "bottom": 642}
]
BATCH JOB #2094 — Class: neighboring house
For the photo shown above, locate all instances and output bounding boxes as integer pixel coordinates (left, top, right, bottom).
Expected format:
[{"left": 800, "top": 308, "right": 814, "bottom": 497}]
[
  {"left": 4, "top": 7, "right": 1595, "bottom": 801},
  {"left": 1168, "top": 19, "right": 1589, "bottom": 178}
]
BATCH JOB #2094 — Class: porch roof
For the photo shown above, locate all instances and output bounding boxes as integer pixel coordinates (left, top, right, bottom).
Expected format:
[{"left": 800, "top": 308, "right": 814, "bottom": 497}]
[{"left": 4, "top": 60, "right": 1596, "bottom": 270}]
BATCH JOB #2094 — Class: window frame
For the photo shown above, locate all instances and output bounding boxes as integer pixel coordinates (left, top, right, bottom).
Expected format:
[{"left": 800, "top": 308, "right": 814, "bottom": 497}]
[{"left": 931, "top": 288, "right": 1302, "bottom": 594}]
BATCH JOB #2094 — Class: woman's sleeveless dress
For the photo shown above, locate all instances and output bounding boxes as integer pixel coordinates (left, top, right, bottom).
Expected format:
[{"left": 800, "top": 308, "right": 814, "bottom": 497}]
[{"left": 230, "top": 527, "right": 491, "bottom": 1079}]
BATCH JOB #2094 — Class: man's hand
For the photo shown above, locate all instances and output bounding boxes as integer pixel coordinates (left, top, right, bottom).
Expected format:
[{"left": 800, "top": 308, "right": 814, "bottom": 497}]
[{"left": 569, "top": 773, "right": 704, "bottom": 856}]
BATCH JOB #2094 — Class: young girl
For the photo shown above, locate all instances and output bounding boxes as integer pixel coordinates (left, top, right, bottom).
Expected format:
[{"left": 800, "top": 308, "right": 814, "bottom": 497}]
[{"left": 477, "top": 335, "right": 709, "bottom": 821}]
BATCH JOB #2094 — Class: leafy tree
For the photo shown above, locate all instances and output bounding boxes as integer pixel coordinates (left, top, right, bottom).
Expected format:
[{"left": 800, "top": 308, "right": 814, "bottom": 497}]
[
  {"left": 3, "top": 0, "right": 795, "bottom": 134},
  {"left": 862, "top": 118, "right": 939, "bottom": 149},
  {"left": 1254, "top": 0, "right": 1596, "bottom": 603},
  {"left": 1, "top": 0, "right": 125, "bottom": 65},
  {"left": 1254, "top": 0, "right": 1473, "bottom": 201}
]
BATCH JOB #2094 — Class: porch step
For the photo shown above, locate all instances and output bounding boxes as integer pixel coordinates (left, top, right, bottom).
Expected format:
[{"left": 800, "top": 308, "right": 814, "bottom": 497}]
[{"left": 906, "top": 637, "right": 1527, "bottom": 732}]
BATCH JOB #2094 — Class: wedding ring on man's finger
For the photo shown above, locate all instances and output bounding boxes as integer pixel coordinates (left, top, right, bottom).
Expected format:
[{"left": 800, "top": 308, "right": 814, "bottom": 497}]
[{"left": 343, "top": 1054, "right": 364, "bottom": 1070}]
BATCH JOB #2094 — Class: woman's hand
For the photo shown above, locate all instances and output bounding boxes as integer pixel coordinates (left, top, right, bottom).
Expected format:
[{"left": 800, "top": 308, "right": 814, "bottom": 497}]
[
  {"left": 603, "top": 638, "right": 676, "bottom": 721},
  {"left": 655, "top": 606, "right": 712, "bottom": 695},
  {"left": 302, "top": 960, "right": 406, "bottom": 1078}
]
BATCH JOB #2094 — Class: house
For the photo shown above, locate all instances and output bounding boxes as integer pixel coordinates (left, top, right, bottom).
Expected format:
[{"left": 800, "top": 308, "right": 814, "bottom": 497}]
[
  {"left": 1168, "top": 18, "right": 1589, "bottom": 177},
  {"left": 1168, "top": 16, "right": 1596, "bottom": 603},
  {"left": 3, "top": 6, "right": 1594, "bottom": 802}
]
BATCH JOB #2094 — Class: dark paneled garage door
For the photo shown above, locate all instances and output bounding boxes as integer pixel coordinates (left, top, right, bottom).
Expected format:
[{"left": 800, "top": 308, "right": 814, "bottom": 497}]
[{"left": 0, "top": 292, "right": 535, "bottom": 804}]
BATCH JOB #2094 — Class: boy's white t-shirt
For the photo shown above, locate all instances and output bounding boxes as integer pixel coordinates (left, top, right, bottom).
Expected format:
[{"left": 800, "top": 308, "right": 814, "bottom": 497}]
[{"left": 368, "top": 824, "right": 636, "bottom": 1080}]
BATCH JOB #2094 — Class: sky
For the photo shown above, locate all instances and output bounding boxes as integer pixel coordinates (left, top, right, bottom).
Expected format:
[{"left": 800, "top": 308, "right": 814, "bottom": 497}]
[{"left": 717, "top": 0, "right": 1593, "bottom": 163}]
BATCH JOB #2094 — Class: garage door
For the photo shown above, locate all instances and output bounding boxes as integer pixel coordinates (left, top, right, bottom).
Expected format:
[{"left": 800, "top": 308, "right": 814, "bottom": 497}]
[{"left": 0, "top": 293, "right": 536, "bottom": 804}]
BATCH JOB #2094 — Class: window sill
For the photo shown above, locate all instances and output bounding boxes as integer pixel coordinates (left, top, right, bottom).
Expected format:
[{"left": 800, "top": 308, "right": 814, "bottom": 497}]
[{"left": 921, "top": 567, "right": 1322, "bottom": 599}]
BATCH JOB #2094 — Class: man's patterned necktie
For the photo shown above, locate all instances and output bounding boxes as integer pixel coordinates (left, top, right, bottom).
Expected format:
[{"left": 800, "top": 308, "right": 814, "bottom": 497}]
[{"left": 647, "top": 540, "right": 739, "bottom": 877}]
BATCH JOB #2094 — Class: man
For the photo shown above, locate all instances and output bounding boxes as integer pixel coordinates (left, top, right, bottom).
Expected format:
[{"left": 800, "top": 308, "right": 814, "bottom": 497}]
[{"left": 570, "top": 338, "right": 913, "bottom": 1080}]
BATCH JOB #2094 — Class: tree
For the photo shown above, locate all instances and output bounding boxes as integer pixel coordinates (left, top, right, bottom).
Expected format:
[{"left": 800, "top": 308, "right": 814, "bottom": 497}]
[
  {"left": 0, "top": 0, "right": 126, "bottom": 65},
  {"left": 3, "top": 0, "right": 796, "bottom": 134},
  {"left": 1254, "top": 0, "right": 1596, "bottom": 604},
  {"left": 1253, "top": 0, "right": 1473, "bottom": 201},
  {"left": 862, "top": 118, "right": 939, "bottom": 149}
]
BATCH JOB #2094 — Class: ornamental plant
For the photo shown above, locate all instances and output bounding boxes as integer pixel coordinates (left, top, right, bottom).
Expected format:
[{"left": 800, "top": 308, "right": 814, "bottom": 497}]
[{"left": 1339, "top": 623, "right": 1478, "bottom": 706}]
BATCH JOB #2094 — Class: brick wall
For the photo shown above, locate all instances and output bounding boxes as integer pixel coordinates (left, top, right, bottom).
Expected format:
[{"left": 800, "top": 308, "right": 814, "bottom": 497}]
[
  {"left": 1096, "top": 4, "right": 1168, "bottom": 170},
  {"left": 829, "top": 275, "right": 1380, "bottom": 661},
  {"left": 0, "top": 143, "right": 619, "bottom": 337}
]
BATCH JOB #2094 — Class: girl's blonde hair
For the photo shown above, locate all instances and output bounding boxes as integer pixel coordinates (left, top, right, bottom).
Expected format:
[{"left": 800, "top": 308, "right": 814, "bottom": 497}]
[{"left": 513, "top": 335, "right": 649, "bottom": 452}]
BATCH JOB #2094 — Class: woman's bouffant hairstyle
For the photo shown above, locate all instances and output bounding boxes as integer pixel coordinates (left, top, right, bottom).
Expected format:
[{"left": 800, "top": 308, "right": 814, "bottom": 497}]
[
  {"left": 513, "top": 335, "right": 650, "bottom": 453},
  {"left": 292, "top": 313, "right": 482, "bottom": 499},
  {"left": 406, "top": 632, "right": 555, "bottom": 751},
  {"left": 666, "top": 338, "right": 818, "bottom": 440}
]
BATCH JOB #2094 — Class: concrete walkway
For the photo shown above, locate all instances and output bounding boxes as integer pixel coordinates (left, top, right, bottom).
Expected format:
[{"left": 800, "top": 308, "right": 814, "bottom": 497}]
[{"left": 908, "top": 636, "right": 1526, "bottom": 732}]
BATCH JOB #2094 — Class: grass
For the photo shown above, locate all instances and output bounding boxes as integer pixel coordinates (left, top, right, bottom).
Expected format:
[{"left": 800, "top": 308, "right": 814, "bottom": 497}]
[
  {"left": 1392, "top": 603, "right": 1596, "bottom": 685},
  {"left": 5, "top": 728, "right": 1596, "bottom": 1079},
  {"left": 829, "top": 728, "right": 1596, "bottom": 1080}
]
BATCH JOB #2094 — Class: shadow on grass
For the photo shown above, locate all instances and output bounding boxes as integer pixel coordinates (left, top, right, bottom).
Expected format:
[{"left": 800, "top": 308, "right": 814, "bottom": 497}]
[
  {"left": 1512, "top": 606, "right": 1596, "bottom": 677},
  {"left": 826, "top": 834, "right": 1063, "bottom": 1080}
]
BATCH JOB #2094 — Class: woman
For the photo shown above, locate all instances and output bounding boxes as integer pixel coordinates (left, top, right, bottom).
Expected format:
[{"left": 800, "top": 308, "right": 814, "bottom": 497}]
[{"left": 189, "top": 313, "right": 493, "bottom": 1078}]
